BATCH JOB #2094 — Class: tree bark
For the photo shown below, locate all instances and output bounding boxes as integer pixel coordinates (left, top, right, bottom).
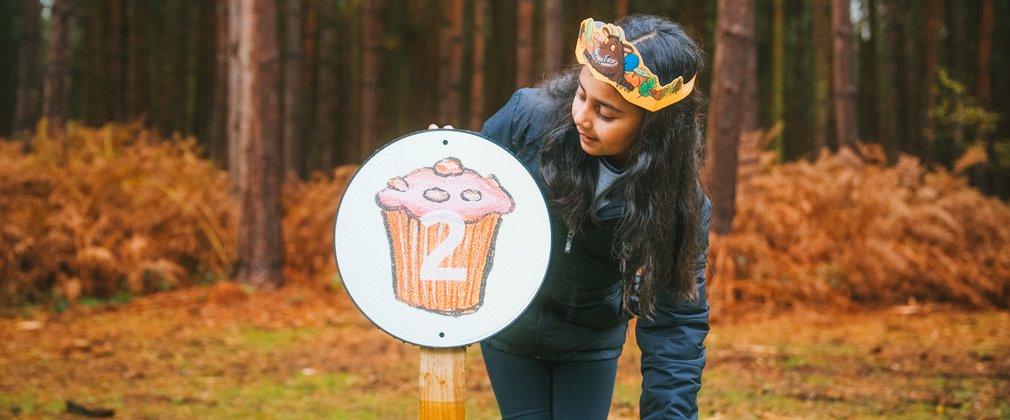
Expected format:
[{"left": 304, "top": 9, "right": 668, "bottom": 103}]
[
  {"left": 42, "top": 0, "right": 74, "bottom": 158},
  {"left": 108, "top": 0, "right": 126, "bottom": 122},
  {"left": 769, "top": 0, "right": 785, "bottom": 157},
  {"left": 543, "top": 0, "right": 563, "bottom": 75},
  {"left": 514, "top": 0, "right": 533, "bottom": 89},
  {"left": 300, "top": 0, "right": 318, "bottom": 170},
  {"left": 314, "top": 0, "right": 337, "bottom": 170},
  {"left": 282, "top": 0, "right": 304, "bottom": 177},
  {"left": 811, "top": 0, "right": 833, "bottom": 151},
  {"left": 212, "top": 0, "right": 229, "bottom": 169},
  {"left": 880, "top": 0, "right": 904, "bottom": 160},
  {"left": 468, "top": 0, "right": 487, "bottom": 131},
  {"left": 15, "top": 0, "right": 42, "bottom": 133},
  {"left": 227, "top": 0, "right": 245, "bottom": 194},
  {"left": 80, "top": 0, "right": 107, "bottom": 126},
  {"left": 860, "top": 0, "right": 879, "bottom": 144},
  {"left": 976, "top": 0, "right": 994, "bottom": 109},
  {"left": 783, "top": 0, "right": 811, "bottom": 160},
  {"left": 615, "top": 0, "right": 630, "bottom": 19},
  {"left": 832, "top": 0, "right": 859, "bottom": 151},
  {"left": 235, "top": 0, "right": 285, "bottom": 290},
  {"left": 899, "top": 0, "right": 921, "bottom": 157},
  {"left": 922, "top": 0, "right": 941, "bottom": 160},
  {"left": 126, "top": 0, "right": 149, "bottom": 123},
  {"left": 704, "top": 0, "right": 756, "bottom": 235},
  {"left": 360, "top": 0, "right": 385, "bottom": 160},
  {"left": 438, "top": 0, "right": 463, "bottom": 126}
]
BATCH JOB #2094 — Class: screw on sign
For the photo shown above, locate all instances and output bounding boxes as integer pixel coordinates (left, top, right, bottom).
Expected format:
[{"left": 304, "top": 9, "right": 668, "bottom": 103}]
[{"left": 334, "top": 130, "right": 551, "bottom": 419}]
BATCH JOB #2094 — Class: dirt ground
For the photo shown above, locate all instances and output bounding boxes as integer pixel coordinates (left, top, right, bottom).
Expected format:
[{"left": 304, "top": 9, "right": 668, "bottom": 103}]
[{"left": 1, "top": 283, "right": 1007, "bottom": 419}]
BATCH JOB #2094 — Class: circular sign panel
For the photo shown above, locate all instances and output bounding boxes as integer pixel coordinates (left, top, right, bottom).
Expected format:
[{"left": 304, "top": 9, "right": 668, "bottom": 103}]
[{"left": 333, "top": 129, "right": 552, "bottom": 348}]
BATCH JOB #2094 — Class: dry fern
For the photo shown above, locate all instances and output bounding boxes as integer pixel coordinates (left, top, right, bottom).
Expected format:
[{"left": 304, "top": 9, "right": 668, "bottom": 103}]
[
  {"left": 712, "top": 145, "right": 1010, "bottom": 309},
  {"left": 0, "top": 122, "right": 236, "bottom": 305},
  {"left": 3, "top": 122, "right": 1008, "bottom": 310}
]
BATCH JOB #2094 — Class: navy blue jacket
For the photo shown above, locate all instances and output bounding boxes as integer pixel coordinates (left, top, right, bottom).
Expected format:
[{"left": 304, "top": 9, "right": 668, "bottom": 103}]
[{"left": 480, "top": 88, "right": 711, "bottom": 419}]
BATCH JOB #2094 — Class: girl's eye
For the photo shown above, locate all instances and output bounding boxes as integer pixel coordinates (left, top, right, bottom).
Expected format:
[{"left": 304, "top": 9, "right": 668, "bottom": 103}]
[{"left": 599, "top": 113, "right": 614, "bottom": 122}]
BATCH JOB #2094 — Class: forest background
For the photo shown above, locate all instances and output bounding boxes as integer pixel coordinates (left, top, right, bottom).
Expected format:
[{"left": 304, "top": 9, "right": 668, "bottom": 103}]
[{"left": 1, "top": 0, "right": 1009, "bottom": 418}]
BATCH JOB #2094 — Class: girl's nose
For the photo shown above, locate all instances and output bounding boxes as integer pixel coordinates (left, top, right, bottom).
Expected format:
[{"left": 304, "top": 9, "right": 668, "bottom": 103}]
[{"left": 573, "top": 105, "right": 591, "bottom": 130}]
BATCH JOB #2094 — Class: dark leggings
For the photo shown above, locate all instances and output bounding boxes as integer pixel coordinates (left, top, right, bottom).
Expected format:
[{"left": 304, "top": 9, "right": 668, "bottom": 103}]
[{"left": 480, "top": 342, "right": 619, "bottom": 420}]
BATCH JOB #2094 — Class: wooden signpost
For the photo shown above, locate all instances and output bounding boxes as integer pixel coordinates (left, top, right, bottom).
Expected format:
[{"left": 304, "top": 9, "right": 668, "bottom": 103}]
[{"left": 334, "top": 130, "right": 551, "bottom": 419}]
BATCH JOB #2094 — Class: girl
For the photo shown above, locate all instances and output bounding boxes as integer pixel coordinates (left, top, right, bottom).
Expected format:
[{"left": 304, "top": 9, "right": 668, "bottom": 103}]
[{"left": 477, "top": 15, "right": 711, "bottom": 419}]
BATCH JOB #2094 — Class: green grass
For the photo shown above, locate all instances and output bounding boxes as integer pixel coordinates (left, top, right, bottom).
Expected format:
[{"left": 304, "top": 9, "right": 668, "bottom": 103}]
[{"left": 2, "top": 289, "right": 1007, "bottom": 419}]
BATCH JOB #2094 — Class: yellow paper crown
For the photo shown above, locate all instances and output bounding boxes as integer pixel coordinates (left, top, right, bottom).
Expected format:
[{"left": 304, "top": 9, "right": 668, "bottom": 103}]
[{"left": 575, "top": 18, "right": 696, "bottom": 112}]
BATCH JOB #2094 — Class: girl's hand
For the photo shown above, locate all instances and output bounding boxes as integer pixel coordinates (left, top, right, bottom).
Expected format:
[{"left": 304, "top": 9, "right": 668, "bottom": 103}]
[{"left": 428, "top": 124, "right": 454, "bottom": 129}]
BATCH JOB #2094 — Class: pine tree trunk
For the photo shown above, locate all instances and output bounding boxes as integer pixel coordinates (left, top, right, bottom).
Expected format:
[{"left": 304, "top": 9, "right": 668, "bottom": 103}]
[
  {"left": 300, "top": 0, "right": 319, "bottom": 170},
  {"left": 704, "top": 0, "right": 756, "bottom": 235},
  {"left": 337, "top": 0, "right": 362, "bottom": 166},
  {"left": 880, "top": 0, "right": 903, "bottom": 160},
  {"left": 543, "top": 0, "right": 563, "bottom": 75},
  {"left": 80, "top": 1, "right": 107, "bottom": 126},
  {"left": 944, "top": 0, "right": 966, "bottom": 155},
  {"left": 615, "top": 0, "right": 629, "bottom": 19},
  {"left": 976, "top": 0, "right": 993, "bottom": 109},
  {"left": 769, "top": 0, "right": 784, "bottom": 158},
  {"left": 360, "top": 0, "right": 384, "bottom": 160},
  {"left": 108, "top": 0, "right": 126, "bottom": 122},
  {"left": 42, "top": 0, "right": 74, "bottom": 158},
  {"left": 14, "top": 0, "right": 42, "bottom": 133},
  {"left": 783, "top": 0, "right": 812, "bottom": 160},
  {"left": 514, "top": 0, "right": 533, "bottom": 89},
  {"left": 227, "top": 0, "right": 245, "bottom": 194},
  {"left": 860, "top": 0, "right": 879, "bottom": 144},
  {"left": 899, "top": 0, "right": 921, "bottom": 157},
  {"left": 212, "top": 0, "right": 229, "bottom": 169},
  {"left": 126, "top": 0, "right": 149, "bottom": 123},
  {"left": 183, "top": 1, "right": 201, "bottom": 136},
  {"left": 468, "top": 0, "right": 487, "bottom": 131},
  {"left": 438, "top": 0, "right": 463, "bottom": 126},
  {"left": 812, "top": 0, "right": 833, "bottom": 151},
  {"left": 282, "top": 0, "right": 304, "bottom": 177},
  {"left": 235, "top": 0, "right": 285, "bottom": 290},
  {"left": 976, "top": 0, "right": 995, "bottom": 193},
  {"left": 153, "top": 3, "right": 174, "bottom": 132},
  {"left": 832, "top": 0, "right": 859, "bottom": 151},
  {"left": 922, "top": 0, "right": 942, "bottom": 161},
  {"left": 314, "top": 0, "right": 336, "bottom": 170}
]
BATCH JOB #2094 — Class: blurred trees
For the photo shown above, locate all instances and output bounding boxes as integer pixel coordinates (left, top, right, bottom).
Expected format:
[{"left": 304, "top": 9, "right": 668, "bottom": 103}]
[
  {"left": 232, "top": 0, "right": 285, "bottom": 290},
  {"left": 41, "top": 0, "right": 73, "bottom": 160},
  {"left": 705, "top": 0, "right": 756, "bottom": 235},
  {"left": 832, "top": 0, "right": 858, "bottom": 151},
  {"left": 0, "top": 0, "right": 1008, "bottom": 197},
  {"left": 14, "top": 0, "right": 41, "bottom": 133}
]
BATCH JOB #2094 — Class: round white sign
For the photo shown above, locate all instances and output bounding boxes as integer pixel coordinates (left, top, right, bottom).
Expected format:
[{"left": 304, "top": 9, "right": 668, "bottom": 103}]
[{"left": 333, "top": 129, "right": 552, "bottom": 348}]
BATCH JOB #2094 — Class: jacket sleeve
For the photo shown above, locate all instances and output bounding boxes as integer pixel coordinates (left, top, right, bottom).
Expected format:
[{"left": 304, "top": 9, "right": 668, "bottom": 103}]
[
  {"left": 480, "top": 89, "right": 524, "bottom": 151},
  {"left": 636, "top": 194, "right": 711, "bottom": 419},
  {"left": 480, "top": 88, "right": 550, "bottom": 158}
]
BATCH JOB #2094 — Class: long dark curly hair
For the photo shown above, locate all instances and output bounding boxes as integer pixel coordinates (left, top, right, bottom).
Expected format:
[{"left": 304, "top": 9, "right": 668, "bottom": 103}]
[{"left": 539, "top": 15, "right": 707, "bottom": 316}]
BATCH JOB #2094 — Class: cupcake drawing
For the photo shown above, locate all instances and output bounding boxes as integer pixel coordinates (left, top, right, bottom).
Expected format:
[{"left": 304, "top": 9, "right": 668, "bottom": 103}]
[{"left": 375, "top": 157, "right": 515, "bottom": 316}]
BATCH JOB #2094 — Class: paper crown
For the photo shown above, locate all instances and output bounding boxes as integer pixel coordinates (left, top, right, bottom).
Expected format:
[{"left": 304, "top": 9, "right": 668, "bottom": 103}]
[{"left": 575, "top": 18, "right": 696, "bottom": 112}]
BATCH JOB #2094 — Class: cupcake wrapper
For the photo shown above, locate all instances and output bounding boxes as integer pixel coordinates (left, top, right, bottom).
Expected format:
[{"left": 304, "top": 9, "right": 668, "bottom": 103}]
[{"left": 383, "top": 210, "right": 501, "bottom": 316}]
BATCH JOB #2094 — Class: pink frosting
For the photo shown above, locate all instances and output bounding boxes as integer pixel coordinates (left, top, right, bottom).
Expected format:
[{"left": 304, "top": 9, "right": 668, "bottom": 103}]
[{"left": 376, "top": 157, "right": 515, "bottom": 222}]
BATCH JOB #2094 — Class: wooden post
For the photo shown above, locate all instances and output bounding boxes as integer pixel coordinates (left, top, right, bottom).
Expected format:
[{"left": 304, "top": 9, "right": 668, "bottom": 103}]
[{"left": 419, "top": 347, "right": 466, "bottom": 419}]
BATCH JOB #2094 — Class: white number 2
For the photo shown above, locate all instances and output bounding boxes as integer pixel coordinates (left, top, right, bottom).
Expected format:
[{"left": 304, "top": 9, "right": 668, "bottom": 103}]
[{"left": 419, "top": 210, "right": 467, "bottom": 281}]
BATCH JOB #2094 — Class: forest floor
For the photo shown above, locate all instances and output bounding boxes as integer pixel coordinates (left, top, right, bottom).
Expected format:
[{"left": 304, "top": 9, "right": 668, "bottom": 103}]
[{"left": 1, "top": 283, "right": 1008, "bottom": 419}]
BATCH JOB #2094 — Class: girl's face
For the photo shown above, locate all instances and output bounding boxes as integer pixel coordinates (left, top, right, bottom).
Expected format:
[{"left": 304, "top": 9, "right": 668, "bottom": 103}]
[{"left": 572, "top": 65, "right": 645, "bottom": 167}]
